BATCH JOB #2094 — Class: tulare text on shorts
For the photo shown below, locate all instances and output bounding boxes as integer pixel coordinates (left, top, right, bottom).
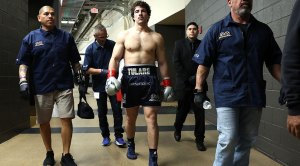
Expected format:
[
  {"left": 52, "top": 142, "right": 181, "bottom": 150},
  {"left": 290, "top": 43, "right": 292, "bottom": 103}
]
[{"left": 128, "top": 67, "right": 150, "bottom": 75}]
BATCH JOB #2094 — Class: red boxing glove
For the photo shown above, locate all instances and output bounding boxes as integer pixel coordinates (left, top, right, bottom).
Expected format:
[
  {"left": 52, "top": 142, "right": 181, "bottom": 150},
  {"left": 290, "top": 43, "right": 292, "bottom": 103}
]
[
  {"left": 162, "top": 77, "right": 171, "bottom": 87},
  {"left": 107, "top": 69, "right": 116, "bottom": 78}
]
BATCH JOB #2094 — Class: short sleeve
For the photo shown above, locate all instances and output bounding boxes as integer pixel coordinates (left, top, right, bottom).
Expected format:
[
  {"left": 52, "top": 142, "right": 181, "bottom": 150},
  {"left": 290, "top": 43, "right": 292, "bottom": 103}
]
[
  {"left": 16, "top": 34, "right": 32, "bottom": 66},
  {"left": 192, "top": 26, "right": 217, "bottom": 68}
]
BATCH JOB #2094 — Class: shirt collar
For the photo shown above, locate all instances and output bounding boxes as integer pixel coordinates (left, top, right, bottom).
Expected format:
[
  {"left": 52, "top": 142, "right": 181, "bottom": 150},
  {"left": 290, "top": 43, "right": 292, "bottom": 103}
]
[
  {"left": 224, "top": 12, "right": 257, "bottom": 27},
  {"left": 185, "top": 37, "right": 199, "bottom": 44},
  {"left": 94, "top": 40, "right": 104, "bottom": 49},
  {"left": 39, "top": 26, "right": 58, "bottom": 36}
]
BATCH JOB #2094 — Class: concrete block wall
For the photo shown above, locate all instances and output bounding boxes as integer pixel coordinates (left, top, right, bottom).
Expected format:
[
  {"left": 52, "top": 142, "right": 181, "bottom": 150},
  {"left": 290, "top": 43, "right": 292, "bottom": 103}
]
[
  {"left": 0, "top": 0, "right": 57, "bottom": 143},
  {"left": 0, "top": 0, "right": 32, "bottom": 143},
  {"left": 185, "top": 0, "right": 299, "bottom": 165}
]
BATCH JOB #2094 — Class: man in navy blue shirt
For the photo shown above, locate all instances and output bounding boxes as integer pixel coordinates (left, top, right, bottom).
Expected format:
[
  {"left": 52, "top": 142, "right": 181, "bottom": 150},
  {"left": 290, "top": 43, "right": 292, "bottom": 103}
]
[
  {"left": 192, "top": 0, "right": 281, "bottom": 165},
  {"left": 16, "top": 6, "right": 80, "bottom": 166},
  {"left": 82, "top": 24, "right": 125, "bottom": 147},
  {"left": 281, "top": 0, "right": 300, "bottom": 139}
]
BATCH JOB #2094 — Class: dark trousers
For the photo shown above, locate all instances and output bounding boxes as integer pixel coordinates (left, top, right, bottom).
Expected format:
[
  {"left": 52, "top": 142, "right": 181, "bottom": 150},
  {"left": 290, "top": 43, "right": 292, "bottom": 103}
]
[
  {"left": 96, "top": 92, "right": 124, "bottom": 138},
  {"left": 174, "top": 90, "right": 205, "bottom": 142}
]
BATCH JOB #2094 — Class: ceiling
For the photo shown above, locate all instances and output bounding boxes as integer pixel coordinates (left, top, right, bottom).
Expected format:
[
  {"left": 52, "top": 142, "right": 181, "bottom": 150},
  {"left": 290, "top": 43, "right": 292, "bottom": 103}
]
[
  {"left": 60, "top": 0, "right": 85, "bottom": 33},
  {"left": 59, "top": 0, "right": 185, "bottom": 38},
  {"left": 60, "top": 0, "right": 130, "bottom": 42}
]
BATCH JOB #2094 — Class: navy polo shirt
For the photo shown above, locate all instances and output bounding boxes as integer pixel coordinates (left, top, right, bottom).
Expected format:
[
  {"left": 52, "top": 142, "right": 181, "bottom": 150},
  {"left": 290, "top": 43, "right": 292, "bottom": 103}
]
[
  {"left": 82, "top": 40, "right": 115, "bottom": 92},
  {"left": 193, "top": 13, "right": 282, "bottom": 107},
  {"left": 16, "top": 27, "right": 81, "bottom": 94}
]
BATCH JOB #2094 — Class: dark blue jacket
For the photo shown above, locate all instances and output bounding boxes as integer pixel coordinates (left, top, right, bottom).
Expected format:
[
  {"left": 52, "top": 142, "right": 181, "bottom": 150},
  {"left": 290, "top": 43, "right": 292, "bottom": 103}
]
[
  {"left": 16, "top": 27, "right": 81, "bottom": 94},
  {"left": 193, "top": 13, "right": 282, "bottom": 107},
  {"left": 173, "top": 38, "right": 201, "bottom": 98},
  {"left": 82, "top": 40, "right": 115, "bottom": 92},
  {"left": 281, "top": 0, "right": 300, "bottom": 116}
]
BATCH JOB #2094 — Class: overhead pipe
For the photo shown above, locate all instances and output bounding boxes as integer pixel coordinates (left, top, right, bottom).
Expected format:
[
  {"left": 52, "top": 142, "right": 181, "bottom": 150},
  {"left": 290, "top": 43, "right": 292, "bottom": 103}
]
[{"left": 75, "top": 0, "right": 131, "bottom": 42}]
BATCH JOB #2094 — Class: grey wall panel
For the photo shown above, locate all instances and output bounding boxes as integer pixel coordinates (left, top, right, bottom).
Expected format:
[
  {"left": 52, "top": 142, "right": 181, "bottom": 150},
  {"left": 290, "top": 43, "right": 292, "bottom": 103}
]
[
  {"left": 186, "top": 0, "right": 300, "bottom": 165},
  {"left": 0, "top": 0, "right": 32, "bottom": 143},
  {"left": 153, "top": 24, "right": 185, "bottom": 89}
]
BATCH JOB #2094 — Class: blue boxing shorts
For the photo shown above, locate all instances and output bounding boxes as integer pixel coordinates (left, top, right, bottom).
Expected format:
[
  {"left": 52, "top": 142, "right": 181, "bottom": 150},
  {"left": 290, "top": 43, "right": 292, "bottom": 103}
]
[{"left": 121, "top": 64, "right": 161, "bottom": 108}]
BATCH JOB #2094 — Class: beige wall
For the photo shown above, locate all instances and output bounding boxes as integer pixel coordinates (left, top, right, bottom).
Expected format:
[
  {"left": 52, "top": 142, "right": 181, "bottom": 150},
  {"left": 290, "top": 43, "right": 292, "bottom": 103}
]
[
  {"left": 77, "top": 0, "right": 191, "bottom": 54},
  {"left": 144, "top": 0, "right": 191, "bottom": 26}
]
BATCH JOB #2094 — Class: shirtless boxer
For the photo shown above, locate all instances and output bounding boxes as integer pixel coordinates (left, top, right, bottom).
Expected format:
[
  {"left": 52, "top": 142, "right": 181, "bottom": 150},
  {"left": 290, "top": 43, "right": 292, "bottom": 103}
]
[{"left": 106, "top": 1, "right": 173, "bottom": 166}]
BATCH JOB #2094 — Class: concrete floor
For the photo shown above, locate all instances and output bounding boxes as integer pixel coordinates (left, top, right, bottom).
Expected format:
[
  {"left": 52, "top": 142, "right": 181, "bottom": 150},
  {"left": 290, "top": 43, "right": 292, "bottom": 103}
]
[{"left": 0, "top": 89, "right": 282, "bottom": 166}]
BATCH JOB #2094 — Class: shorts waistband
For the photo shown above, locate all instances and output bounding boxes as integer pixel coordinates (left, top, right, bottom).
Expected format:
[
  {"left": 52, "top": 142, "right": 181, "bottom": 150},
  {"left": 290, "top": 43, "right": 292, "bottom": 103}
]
[{"left": 123, "top": 65, "right": 157, "bottom": 76}]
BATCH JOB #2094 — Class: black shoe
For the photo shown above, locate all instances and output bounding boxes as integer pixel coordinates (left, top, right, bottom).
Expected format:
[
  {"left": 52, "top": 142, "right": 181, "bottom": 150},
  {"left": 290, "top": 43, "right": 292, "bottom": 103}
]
[
  {"left": 149, "top": 153, "right": 158, "bottom": 166},
  {"left": 60, "top": 153, "right": 77, "bottom": 166},
  {"left": 174, "top": 130, "right": 181, "bottom": 142},
  {"left": 196, "top": 141, "right": 207, "bottom": 151},
  {"left": 43, "top": 151, "right": 55, "bottom": 166},
  {"left": 127, "top": 143, "right": 137, "bottom": 160}
]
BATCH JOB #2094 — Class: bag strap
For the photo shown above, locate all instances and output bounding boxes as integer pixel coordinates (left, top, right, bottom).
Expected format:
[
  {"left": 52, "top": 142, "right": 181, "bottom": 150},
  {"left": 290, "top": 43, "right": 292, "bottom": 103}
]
[
  {"left": 79, "top": 88, "right": 88, "bottom": 104},
  {"left": 81, "top": 94, "right": 88, "bottom": 103}
]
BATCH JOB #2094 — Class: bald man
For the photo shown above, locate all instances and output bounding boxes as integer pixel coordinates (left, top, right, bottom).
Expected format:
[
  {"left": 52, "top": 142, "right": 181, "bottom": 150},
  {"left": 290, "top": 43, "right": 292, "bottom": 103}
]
[{"left": 16, "top": 6, "right": 80, "bottom": 166}]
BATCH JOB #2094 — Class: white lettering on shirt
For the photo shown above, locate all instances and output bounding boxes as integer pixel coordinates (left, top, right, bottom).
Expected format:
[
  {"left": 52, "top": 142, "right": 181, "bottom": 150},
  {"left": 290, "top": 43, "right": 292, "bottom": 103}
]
[
  {"left": 218, "top": 31, "right": 232, "bottom": 40},
  {"left": 35, "top": 41, "right": 44, "bottom": 47}
]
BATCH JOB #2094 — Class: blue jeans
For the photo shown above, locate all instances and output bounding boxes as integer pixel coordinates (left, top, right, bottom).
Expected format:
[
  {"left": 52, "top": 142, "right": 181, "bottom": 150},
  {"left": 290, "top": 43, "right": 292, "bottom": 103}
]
[
  {"left": 213, "top": 107, "right": 262, "bottom": 166},
  {"left": 97, "top": 92, "right": 124, "bottom": 138}
]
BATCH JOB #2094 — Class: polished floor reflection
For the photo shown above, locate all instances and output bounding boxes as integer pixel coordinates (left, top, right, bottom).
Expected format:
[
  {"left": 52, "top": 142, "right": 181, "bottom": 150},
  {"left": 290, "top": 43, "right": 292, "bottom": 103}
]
[{"left": 0, "top": 89, "right": 282, "bottom": 166}]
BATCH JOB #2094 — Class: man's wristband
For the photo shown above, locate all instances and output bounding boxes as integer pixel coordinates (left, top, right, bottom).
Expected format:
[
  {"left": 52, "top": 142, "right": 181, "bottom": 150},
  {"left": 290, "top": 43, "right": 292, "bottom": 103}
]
[{"left": 99, "top": 69, "right": 104, "bottom": 74}]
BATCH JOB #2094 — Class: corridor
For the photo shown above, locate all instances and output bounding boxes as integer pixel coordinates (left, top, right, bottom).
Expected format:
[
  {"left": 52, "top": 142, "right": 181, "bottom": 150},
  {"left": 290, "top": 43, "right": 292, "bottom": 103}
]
[{"left": 0, "top": 89, "right": 281, "bottom": 166}]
